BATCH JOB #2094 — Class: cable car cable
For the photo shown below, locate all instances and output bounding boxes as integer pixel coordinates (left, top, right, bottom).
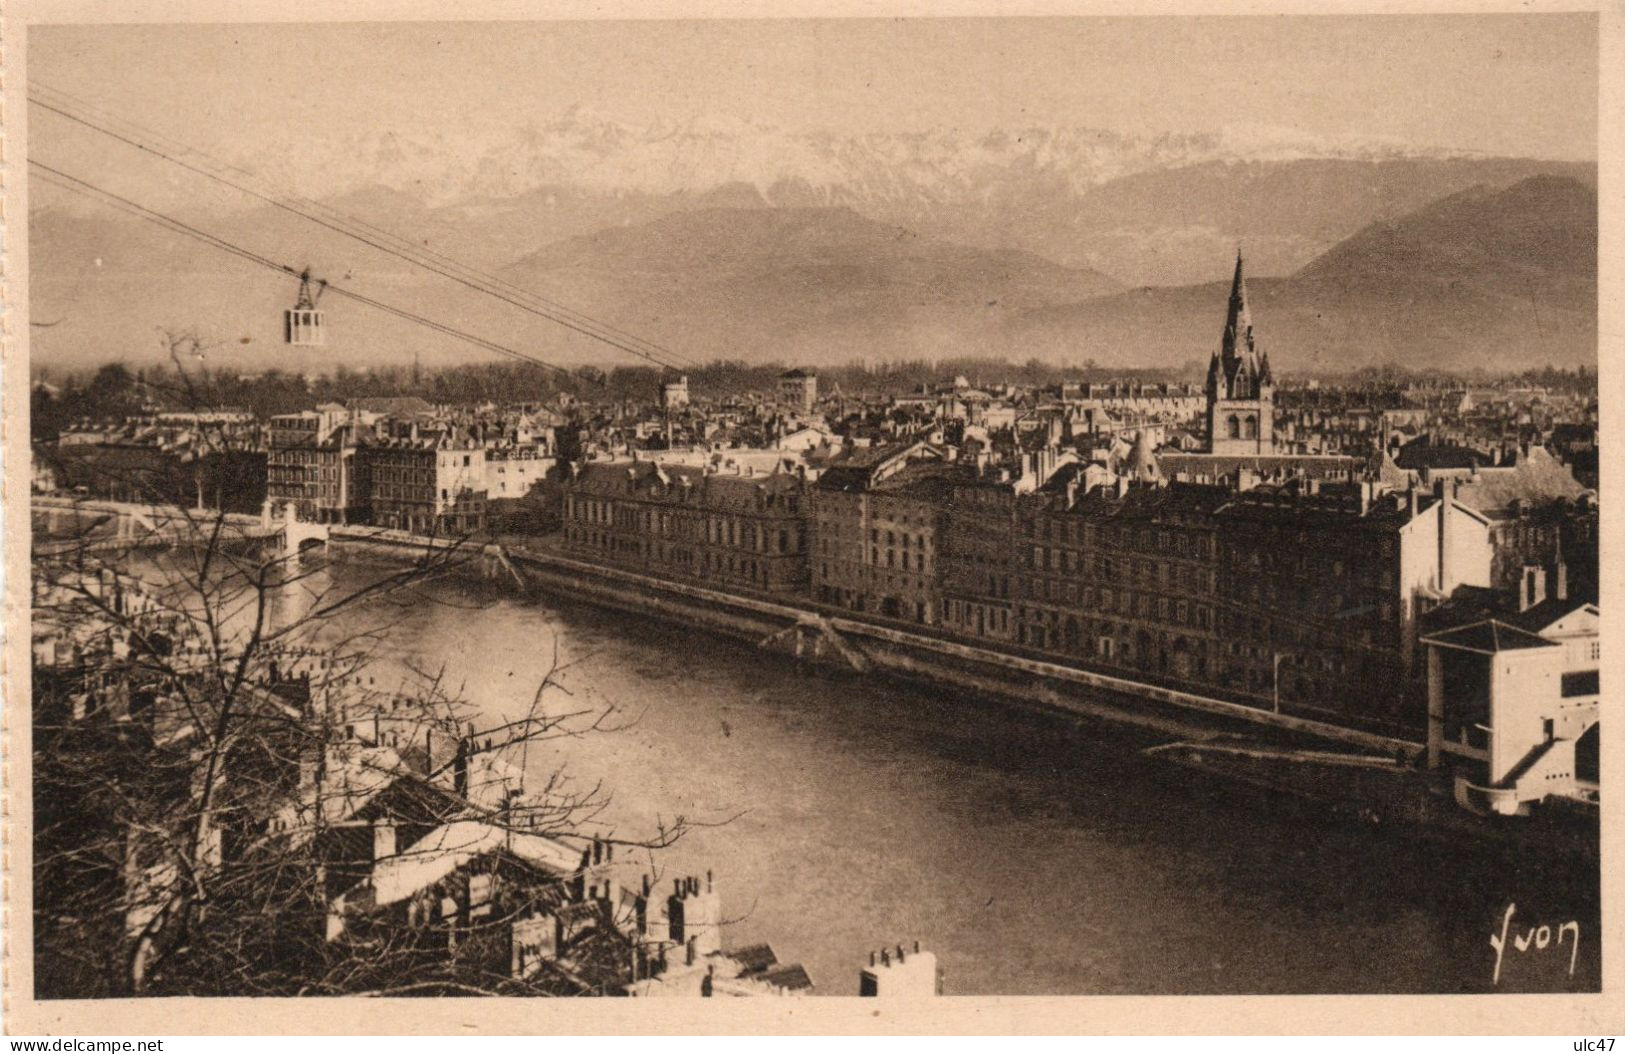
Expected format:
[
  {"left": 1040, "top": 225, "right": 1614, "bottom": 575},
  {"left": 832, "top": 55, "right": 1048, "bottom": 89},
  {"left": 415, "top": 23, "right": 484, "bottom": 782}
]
[
  {"left": 30, "top": 84, "right": 697, "bottom": 371},
  {"left": 31, "top": 159, "right": 594, "bottom": 381},
  {"left": 28, "top": 88, "right": 701, "bottom": 372}
]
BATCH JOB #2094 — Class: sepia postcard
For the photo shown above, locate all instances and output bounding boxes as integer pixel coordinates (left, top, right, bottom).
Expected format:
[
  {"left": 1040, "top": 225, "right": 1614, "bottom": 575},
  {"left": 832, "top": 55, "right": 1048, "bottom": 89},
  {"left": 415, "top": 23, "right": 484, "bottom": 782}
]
[{"left": 3, "top": 0, "right": 1621, "bottom": 1036}]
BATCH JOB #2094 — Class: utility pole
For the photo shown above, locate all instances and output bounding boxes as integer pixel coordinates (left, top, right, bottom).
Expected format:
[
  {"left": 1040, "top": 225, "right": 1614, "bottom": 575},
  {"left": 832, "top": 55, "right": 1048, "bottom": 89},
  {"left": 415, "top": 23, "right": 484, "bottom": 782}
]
[{"left": 1272, "top": 651, "right": 1283, "bottom": 714}]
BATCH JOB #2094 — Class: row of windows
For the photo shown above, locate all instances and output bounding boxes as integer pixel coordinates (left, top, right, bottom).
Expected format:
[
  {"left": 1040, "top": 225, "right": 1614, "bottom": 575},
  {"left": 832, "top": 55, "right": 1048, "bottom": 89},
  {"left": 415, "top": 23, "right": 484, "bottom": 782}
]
[
  {"left": 563, "top": 528, "right": 790, "bottom": 588},
  {"left": 371, "top": 468, "right": 437, "bottom": 486},
  {"left": 1026, "top": 548, "right": 1213, "bottom": 590},
  {"left": 268, "top": 448, "right": 342, "bottom": 464},
  {"left": 1012, "top": 585, "right": 1213, "bottom": 629},
  {"left": 944, "top": 599, "right": 1011, "bottom": 633},
  {"left": 811, "top": 505, "right": 932, "bottom": 530},
  {"left": 1026, "top": 519, "right": 1214, "bottom": 556},
  {"left": 569, "top": 499, "right": 804, "bottom": 554},
  {"left": 814, "top": 561, "right": 930, "bottom": 594}
]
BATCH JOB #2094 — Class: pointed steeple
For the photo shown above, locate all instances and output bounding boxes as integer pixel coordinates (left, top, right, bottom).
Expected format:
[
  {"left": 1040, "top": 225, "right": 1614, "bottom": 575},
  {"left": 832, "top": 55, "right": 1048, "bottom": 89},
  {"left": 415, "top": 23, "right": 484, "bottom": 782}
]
[
  {"left": 1205, "top": 346, "right": 1223, "bottom": 398},
  {"left": 1221, "top": 250, "right": 1253, "bottom": 364},
  {"left": 1205, "top": 250, "right": 1275, "bottom": 456}
]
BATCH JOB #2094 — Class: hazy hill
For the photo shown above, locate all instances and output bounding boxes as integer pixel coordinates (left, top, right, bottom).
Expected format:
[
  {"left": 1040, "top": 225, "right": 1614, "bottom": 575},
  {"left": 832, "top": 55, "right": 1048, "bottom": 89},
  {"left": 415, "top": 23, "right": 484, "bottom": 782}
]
[
  {"left": 220, "top": 108, "right": 1592, "bottom": 285},
  {"left": 491, "top": 206, "right": 1123, "bottom": 365},
  {"left": 1293, "top": 173, "right": 1595, "bottom": 299},
  {"left": 307, "top": 155, "right": 1595, "bottom": 288},
  {"left": 991, "top": 157, "right": 1593, "bottom": 286},
  {"left": 1013, "top": 175, "right": 1597, "bottom": 373},
  {"left": 28, "top": 158, "right": 1595, "bottom": 376}
]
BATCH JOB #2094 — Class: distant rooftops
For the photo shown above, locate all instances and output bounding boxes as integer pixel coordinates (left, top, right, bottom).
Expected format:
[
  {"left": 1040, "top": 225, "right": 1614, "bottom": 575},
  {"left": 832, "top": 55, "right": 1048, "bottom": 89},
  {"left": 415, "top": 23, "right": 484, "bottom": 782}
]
[{"left": 349, "top": 396, "right": 435, "bottom": 415}]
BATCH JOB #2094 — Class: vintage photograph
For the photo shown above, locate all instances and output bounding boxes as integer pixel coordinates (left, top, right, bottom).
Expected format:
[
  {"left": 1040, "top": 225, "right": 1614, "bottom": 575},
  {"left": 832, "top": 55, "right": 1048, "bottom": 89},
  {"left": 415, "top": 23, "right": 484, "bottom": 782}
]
[{"left": 9, "top": 6, "right": 1606, "bottom": 1021}]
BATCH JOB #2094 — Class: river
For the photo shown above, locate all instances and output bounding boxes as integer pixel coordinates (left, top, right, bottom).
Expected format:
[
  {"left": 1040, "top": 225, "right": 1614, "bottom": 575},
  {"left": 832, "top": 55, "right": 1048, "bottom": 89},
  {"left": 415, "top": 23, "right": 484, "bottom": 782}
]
[{"left": 194, "top": 546, "right": 1610, "bottom": 994}]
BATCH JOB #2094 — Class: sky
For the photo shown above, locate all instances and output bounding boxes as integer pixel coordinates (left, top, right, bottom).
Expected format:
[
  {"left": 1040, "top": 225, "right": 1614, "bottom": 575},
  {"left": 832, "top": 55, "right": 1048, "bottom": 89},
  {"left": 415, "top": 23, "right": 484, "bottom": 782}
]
[{"left": 27, "top": 15, "right": 1599, "bottom": 166}]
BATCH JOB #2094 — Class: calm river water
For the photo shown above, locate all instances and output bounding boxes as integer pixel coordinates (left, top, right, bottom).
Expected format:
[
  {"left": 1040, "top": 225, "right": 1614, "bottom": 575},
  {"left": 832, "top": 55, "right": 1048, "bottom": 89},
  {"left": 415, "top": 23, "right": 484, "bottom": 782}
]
[{"left": 269, "top": 552, "right": 1600, "bottom": 995}]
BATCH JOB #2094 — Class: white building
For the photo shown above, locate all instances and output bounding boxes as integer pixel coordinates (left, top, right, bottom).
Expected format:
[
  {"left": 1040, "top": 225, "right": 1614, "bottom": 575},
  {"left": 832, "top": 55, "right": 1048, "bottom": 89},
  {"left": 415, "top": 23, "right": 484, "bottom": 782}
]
[{"left": 1423, "top": 577, "right": 1599, "bottom": 817}]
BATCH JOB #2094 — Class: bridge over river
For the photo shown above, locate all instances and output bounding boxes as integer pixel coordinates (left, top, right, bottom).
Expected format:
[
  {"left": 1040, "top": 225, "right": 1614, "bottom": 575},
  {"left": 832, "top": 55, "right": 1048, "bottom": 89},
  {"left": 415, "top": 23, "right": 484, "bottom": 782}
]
[{"left": 33, "top": 497, "right": 330, "bottom": 559}]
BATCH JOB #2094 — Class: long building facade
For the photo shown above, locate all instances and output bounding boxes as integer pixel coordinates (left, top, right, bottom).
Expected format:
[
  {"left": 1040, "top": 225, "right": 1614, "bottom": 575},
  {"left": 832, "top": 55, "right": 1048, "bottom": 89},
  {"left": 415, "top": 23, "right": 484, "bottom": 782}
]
[
  {"left": 561, "top": 440, "right": 1502, "bottom": 733},
  {"left": 542, "top": 268, "right": 1530, "bottom": 735},
  {"left": 362, "top": 433, "right": 488, "bottom": 536},
  {"left": 563, "top": 460, "right": 811, "bottom": 595},
  {"left": 267, "top": 407, "right": 364, "bottom": 524},
  {"left": 810, "top": 445, "right": 953, "bottom": 625}
]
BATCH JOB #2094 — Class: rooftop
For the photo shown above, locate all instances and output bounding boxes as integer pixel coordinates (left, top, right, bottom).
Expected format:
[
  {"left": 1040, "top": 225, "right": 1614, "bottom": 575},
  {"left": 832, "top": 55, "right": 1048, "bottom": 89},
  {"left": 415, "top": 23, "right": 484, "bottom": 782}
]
[{"left": 1421, "top": 618, "right": 1560, "bottom": 655}]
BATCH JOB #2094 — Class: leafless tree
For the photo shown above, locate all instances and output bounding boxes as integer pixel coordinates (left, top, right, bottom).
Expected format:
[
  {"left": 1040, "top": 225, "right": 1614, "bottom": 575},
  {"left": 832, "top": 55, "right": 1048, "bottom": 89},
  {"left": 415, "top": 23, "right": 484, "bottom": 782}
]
[{"left": 31, "top": 360, "right": 711, "bottom": 998}]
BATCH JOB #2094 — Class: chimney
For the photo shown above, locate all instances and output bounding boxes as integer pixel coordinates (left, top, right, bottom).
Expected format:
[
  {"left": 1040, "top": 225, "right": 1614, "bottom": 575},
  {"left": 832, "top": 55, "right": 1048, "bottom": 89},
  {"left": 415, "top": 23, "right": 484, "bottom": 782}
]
[
  {"left": 372, "top": 820, "right": 396, "bottom": 862},
  {"left": 1520, "top": 565, "right": 1547, "bottom": 612},
  {"left": 453, "top": 737, "right": 469, "bottom": 796}
]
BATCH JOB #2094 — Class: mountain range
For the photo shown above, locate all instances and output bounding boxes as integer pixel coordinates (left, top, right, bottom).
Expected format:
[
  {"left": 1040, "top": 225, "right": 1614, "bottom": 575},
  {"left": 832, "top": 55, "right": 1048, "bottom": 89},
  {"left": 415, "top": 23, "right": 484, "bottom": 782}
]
[
  {"left": 48, "top": 110, "right": 1595, "bottom": 284},
  {"left": 29, "top": 122, "right": 1597, "bottom": 378},
  {"left": 1015, "top": 176, "right": 1597, "bottom": 373}
]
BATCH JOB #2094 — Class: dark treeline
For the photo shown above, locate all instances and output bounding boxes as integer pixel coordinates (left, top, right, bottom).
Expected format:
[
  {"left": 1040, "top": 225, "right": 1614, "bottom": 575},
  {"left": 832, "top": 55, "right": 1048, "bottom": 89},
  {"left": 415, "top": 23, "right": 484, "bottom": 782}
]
[
  {"left": 30, "top": 355, "right": 1199, "bottom": 437},
  {"left": 31, "top": 349, "right": 1597, "bottom": 441}
]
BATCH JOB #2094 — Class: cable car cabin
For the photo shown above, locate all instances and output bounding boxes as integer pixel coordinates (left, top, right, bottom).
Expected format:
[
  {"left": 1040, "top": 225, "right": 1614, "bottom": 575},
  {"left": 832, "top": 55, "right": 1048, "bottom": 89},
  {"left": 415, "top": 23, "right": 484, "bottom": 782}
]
[
  {"left": 285, "top": 269, "right": 328, "bottom": 346},
  {"left": 285, "top": 306, "right": 325, "bottom": 346}
]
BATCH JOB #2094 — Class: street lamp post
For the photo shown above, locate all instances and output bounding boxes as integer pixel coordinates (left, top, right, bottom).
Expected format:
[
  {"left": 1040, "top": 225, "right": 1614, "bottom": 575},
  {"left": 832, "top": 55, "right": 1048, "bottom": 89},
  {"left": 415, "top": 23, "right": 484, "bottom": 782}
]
[{"left": 1272, "top": 651, "right": 1283, "bottom": 715}]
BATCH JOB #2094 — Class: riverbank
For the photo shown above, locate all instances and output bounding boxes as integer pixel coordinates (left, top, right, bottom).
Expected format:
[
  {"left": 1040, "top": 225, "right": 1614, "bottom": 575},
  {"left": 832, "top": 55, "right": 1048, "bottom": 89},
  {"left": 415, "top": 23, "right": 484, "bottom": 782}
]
[{"left": 321, "top": 525, "right": 1597, "bottom": 864}]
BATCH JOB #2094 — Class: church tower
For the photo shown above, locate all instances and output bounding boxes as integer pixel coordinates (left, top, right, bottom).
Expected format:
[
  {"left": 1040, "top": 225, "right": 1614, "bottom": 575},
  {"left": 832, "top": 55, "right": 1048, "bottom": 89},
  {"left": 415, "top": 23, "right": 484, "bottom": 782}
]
[{"left": 1205, "top": 253, "right": 1274, "bottom": 455}]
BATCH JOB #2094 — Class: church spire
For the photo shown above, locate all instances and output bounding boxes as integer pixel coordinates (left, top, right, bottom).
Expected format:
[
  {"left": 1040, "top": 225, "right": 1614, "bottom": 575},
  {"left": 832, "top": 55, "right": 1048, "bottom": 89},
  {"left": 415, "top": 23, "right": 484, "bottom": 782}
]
[
  {"left": 1205, "top": 250, "right": 1274, "bottom": 456},
  {"left": 1221, "top": 250, "right": 1253, "bottom": 363}
]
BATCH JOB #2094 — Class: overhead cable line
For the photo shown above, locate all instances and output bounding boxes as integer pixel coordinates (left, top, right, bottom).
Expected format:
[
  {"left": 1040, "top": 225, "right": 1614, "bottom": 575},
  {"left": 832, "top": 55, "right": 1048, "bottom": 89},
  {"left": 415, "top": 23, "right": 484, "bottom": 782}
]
[
  {"left": 31, "top": 82, "right": 698, "bottom": 371},
  {"left": 31, "top": 159, "right": 587, "bottom": 379},
  {"left": 29, "top": 83, "right": 702, "bottom": 372}
]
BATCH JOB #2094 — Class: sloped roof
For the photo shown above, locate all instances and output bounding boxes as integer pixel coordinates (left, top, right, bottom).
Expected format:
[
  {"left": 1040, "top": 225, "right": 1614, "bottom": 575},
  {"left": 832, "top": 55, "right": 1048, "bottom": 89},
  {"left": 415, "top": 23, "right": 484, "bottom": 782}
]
[
  {"left": 728, "top": 944, "right": 781, "bottom": 973},
  {"left": 1395, "top": 438, "right": 1489, "bottom": 471},
  {"left": 570, "top": 458, "right": 802, "bottom": 508},
  {"left": 1158, "top": 453, "right": 1364, "bottom": 481},
  {"left": 1421, "top": 619, "right": 1560, "bottom": 654},
  {"left": 755, "top": 964, "right": 815, "bottom": 991},
  {"left": 1449, "top": 448, "right": 1589, "bottom": 515},
  {"left": 368, "top": 820, "right": 582, "bottom": 906}
]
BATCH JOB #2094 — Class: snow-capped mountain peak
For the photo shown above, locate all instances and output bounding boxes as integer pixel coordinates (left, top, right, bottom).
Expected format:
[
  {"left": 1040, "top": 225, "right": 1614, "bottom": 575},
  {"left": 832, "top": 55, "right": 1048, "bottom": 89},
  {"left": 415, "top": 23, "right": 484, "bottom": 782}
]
[{"left": 242, "top": 110, "right": 1481, "bottom": 207}]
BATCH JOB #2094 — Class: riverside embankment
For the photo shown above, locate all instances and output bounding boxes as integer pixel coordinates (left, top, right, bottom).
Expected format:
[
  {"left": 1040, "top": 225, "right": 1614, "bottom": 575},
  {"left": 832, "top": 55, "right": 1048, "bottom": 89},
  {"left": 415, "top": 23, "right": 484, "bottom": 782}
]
[{"left": 33, "top": 502, "right": 1600, "bottom": 992}]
